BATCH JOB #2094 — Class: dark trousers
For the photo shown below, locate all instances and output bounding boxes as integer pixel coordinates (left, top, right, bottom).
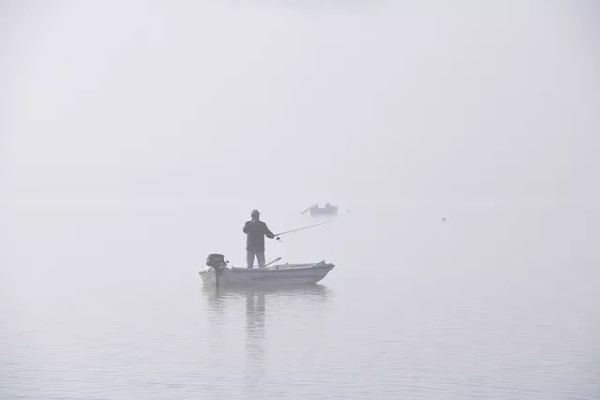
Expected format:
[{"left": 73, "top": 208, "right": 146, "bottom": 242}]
[{"left": 246, "top": 250, "right": 265, "bottom": 268}]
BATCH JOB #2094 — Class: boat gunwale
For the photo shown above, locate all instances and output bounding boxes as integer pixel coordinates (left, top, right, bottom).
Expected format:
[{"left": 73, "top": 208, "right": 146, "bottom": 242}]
[
  {"left": 199, "top": 263, "right": 334, "bottom": 275},
  {"left": 230, "top": 264, "right": 334, "bottom": 273}
]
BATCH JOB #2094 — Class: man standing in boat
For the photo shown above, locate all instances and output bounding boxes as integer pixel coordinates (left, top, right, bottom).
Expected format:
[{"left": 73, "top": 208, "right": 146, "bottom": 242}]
[{"left": 243, "top": 209, "right": 276, "bottom": 268}]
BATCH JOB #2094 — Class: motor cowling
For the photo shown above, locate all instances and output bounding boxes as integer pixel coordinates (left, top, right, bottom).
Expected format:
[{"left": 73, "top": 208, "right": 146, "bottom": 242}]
[{"left": 206, "top": 253, "right": 226, "bottom": 268}]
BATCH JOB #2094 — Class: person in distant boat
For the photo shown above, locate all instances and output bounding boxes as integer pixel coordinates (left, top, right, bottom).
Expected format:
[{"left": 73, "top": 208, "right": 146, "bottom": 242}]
[
  {"left": 243, "top": 210, "right": 276, "bottom": 268},
  {"left": 325, "top": 202, "right": 331, "bottom": 209}
]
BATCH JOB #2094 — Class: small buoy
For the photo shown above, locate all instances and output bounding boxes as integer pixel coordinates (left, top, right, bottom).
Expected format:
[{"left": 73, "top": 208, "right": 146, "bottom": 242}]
[{"left": 442, "top": 217, "right": 446, "bottom": 222}]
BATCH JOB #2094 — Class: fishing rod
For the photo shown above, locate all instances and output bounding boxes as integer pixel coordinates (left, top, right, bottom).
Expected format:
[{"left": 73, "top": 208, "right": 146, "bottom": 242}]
[{"left": 274, "top": 222, "right": 325, "bottom": 237}]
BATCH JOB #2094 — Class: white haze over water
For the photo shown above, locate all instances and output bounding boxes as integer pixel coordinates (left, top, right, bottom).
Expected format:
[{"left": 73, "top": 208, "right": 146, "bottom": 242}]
[
  {"left": 2, "top": 1, "right": 599, "bottom": 205},
  {"left": 1, "top": 1, "right": 600, "bottom": 398}
]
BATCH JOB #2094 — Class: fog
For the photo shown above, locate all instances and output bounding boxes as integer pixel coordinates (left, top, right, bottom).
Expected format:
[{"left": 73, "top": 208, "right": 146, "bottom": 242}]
[
  {"left": 2, "top": 0, "right": 600, "bottom": 294},
  {"left": 2, "top": 0, "right": 600, "bottom": 292},
  {"left": 1, "top": 2, "right": 600, "bottom": 397},
  {"left": 3, "top": 1, "right": 598, "bottom": 207}
]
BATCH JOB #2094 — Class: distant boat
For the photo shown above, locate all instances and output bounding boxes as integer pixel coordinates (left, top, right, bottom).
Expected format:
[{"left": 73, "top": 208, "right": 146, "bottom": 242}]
[
  {"left": 199, "top": 254, "right": 335, "bottom": 288},
  {"left": 302, "top": 203, "right": 338, "bottom": 215}
]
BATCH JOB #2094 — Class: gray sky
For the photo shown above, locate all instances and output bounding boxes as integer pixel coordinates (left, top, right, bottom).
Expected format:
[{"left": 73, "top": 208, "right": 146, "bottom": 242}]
[{"left": 1, "top": 1, "right": 599, "bottom": 212}]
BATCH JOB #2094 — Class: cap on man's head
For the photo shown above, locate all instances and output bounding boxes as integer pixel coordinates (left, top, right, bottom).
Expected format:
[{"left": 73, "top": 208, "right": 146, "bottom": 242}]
[{"left": 251, "top": 209, "right": 260, "bottom": 217}]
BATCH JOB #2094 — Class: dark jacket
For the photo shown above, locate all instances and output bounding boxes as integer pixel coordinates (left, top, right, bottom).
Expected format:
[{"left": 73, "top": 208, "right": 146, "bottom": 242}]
[{"left": 243, "top": 220, "right": 275, "bottom": 252}]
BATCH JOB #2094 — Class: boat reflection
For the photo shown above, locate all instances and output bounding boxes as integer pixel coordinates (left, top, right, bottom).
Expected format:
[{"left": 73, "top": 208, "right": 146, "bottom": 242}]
[
  {"left": 202, "top": 284, "right": 331, "bottom": 299},
  {"left": 201, "top": 284, "right": 331, "bottom": 391}
]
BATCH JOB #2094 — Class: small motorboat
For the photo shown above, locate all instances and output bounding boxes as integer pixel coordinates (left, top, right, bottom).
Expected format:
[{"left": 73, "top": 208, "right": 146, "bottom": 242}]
[
  {"left": 307, "top": 203, "right": 338, "bottom": 215},
  {"left": 199, "top": 254, "right": 335, "bottom": 288}
]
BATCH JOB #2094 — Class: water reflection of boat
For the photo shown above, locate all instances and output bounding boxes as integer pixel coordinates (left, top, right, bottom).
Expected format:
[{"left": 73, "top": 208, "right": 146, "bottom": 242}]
[
  {"left": 201, "top": 284, "right": 332, "bottom": 394},
  {"left": 245, "top": 289, "right": 266, "bottom": 385},
  {"left": 201, "top": 283, "right": 331, "bottom": 299}
]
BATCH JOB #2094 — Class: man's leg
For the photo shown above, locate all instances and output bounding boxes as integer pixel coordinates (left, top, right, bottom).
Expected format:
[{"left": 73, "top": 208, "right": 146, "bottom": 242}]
[
  {"left": 257, "top": 251, "right": 266, "bottom": 268},
  {"left": 247, "top": 251, "right": 256, "bottom": 268}
]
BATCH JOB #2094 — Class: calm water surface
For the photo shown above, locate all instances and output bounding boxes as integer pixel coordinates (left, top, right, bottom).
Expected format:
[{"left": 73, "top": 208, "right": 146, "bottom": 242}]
[{"left": 2, "top": 202, "right": 599, "bottom": 399}]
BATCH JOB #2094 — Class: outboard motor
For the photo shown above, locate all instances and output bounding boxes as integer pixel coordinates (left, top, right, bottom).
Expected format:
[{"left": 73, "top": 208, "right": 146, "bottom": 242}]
[
  {"left": 206, "top": 253, "right": 227, "bottom": 268},
  {"left": 206, "top": 253, "right": 228, "bottom": 290}
]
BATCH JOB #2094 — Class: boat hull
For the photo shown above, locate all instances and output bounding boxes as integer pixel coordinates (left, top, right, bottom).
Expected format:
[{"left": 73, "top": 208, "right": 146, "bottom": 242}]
[
  {"left": 199, "top": 262, "right": 335, "bottom": 288},
  {"left": 309, "top": 207, "right": 337, "bottom": 215}
]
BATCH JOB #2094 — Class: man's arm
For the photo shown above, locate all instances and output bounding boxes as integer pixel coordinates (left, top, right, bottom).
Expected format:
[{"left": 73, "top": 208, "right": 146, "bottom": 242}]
[
  {"left": 264, "top": 223, "right": 275, "bottom": 239},
  {"left": 243, "top": 221, "right": 251, "bottom": 233}
]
